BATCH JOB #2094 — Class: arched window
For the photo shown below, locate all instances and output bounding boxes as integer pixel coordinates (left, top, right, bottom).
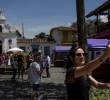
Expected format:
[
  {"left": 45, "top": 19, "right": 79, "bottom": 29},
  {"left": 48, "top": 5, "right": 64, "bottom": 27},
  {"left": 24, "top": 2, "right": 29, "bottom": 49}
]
[
  {"left": 0, "top": 25, "right": 2, "bottom": 32},
  {"left": 0, "top": 40, "right": 2, "bottom": 44},
  {"left": 8, "top": 39, "right": 12, "bottom": 45},
  {"left": 0, "top": 40, "right": 2, "bottom": 53}
]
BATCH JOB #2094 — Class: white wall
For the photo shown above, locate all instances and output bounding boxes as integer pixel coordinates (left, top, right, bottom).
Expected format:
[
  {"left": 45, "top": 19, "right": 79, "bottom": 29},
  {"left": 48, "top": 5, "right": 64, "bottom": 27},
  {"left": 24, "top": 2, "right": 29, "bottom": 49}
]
[
  {"left": 17, "top": 42, "right": 55, "bottom": 56},
  {"left": 4, "top": 37, "right": 17, "bottom": 52}
]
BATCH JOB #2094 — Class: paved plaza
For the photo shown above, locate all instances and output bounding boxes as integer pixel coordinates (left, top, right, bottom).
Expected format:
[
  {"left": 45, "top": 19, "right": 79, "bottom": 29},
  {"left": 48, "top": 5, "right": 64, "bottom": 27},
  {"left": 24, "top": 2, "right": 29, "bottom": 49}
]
[{"left": 0, "top": 67, "right": 67, "bottom": 100}]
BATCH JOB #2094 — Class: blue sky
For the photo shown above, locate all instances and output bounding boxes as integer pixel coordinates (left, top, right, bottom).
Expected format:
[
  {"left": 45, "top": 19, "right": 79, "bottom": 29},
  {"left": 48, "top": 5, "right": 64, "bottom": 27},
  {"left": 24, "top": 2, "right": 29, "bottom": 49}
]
[{"left": 0, "top": 0, "right": 106, "bottom": 38}]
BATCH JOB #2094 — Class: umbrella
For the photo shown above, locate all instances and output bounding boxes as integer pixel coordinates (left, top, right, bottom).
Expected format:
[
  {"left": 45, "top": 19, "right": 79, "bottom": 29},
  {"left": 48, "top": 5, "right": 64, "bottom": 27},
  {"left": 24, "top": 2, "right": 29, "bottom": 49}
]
[{"left": 7, "top": 47, "right": 24, "bottom": 52}]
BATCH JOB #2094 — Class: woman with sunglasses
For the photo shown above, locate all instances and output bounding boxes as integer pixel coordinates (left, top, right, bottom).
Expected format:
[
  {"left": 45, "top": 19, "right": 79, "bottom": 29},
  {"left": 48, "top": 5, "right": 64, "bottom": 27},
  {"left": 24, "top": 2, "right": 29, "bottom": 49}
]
[{"left": 65, "top": 44, "right": 110, "bottom": 100}]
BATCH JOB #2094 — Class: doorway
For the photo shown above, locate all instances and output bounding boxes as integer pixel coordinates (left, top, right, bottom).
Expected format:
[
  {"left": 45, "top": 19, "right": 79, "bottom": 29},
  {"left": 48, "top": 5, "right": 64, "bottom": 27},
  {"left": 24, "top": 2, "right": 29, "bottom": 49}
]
[{"left": 0, "top": 40, "right": 2, "bottom": 54}]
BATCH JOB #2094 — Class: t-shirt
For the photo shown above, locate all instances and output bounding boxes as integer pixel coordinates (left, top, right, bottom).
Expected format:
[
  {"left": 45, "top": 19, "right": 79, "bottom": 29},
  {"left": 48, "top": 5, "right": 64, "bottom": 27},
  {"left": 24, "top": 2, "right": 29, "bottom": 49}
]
[
  {"left": 47, "top": 56, "right": 51, "bottom": 64},
  {"left": 28, "top": 61, "right": 41, "bottom": 84},
  {"left": 10, "top": 57, "right": 17, "bottom": 69},
  {"left": 45, "top": 56, "right": 51, "bottom": 68},
  {"left": 17, "top": 55, "right": 23, "bottom": 63}
]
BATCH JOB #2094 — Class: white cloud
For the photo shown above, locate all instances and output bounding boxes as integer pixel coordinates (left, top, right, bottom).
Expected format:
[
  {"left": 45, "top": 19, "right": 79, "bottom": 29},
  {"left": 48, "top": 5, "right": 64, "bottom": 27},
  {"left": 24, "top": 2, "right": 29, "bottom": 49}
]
[
  {"left": 100, "top": 15, "right": 108, "bottom": 23},
  {"left": 12, "top": 15, "right": 73, "bottom": 38}
]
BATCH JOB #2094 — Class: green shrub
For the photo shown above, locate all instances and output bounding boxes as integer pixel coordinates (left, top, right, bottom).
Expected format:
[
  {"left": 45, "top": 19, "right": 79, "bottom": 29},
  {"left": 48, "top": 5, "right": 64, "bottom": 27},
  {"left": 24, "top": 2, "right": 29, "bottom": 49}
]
[{"left": 90, "top": 88, "right": 110, "bottom": 100}]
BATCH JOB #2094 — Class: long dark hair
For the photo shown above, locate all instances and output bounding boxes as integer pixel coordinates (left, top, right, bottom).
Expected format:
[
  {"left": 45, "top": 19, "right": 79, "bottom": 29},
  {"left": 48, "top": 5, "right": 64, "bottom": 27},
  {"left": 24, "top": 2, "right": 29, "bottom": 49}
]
[{"left": 65, "top": 45, "right": 81, "bottom": 69}]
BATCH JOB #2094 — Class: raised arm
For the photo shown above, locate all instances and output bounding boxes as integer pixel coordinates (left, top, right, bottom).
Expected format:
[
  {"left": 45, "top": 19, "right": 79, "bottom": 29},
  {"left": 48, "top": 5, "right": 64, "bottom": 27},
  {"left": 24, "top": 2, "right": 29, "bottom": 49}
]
[{"left": 74, "top": 44, "right": 110, "bottom": 78}]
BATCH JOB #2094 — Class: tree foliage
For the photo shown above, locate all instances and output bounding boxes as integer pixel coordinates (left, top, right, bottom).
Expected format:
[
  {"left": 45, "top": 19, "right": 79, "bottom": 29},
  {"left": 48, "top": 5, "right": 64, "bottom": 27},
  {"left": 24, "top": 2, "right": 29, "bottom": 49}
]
[{"left": 35, "top": 32, "right": 46, "bottom": 38}]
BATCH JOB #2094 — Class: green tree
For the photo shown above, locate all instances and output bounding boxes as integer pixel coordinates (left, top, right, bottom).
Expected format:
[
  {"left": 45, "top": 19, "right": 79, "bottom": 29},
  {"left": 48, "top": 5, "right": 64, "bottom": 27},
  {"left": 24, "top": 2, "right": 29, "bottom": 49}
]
[{"left": 35, "top": 32, "right": 46, "bottom": 38}]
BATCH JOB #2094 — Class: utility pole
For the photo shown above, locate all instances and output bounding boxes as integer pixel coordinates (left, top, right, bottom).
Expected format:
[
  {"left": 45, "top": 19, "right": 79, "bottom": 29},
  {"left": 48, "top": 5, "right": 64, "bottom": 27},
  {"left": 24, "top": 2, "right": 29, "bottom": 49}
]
[
  {"left": 22, "top": 23, "right": 24, "bottom": 38},
  {"left": 76, "top": 0, "right": 87, "bottom": 51}
]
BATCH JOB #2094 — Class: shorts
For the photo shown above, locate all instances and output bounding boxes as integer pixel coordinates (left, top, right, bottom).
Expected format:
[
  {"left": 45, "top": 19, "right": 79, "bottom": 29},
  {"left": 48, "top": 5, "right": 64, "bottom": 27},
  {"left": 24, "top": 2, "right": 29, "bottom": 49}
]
[{"left": 32, "top": 84, "right": 40, "bottom": 91}]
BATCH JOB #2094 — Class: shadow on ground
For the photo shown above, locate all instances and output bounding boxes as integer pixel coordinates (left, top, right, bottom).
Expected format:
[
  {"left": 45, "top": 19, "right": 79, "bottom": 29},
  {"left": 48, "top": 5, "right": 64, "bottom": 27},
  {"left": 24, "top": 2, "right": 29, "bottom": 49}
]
[{"left": 0, "top": 80, "right": 66, "bottom": 100}]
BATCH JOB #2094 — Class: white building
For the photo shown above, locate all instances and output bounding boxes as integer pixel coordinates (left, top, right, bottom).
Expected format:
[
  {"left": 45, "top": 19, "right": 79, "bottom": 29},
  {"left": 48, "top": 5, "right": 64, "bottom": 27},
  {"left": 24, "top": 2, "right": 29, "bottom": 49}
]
[
  {"left": 0, "top": 9, "right": 55, "bottom": 56},
  {"left": 17, "top": 36, "right": 55, "bottom": 56},
  {"left": 0, "top": 9, "right": 22, "bottom": 53}
]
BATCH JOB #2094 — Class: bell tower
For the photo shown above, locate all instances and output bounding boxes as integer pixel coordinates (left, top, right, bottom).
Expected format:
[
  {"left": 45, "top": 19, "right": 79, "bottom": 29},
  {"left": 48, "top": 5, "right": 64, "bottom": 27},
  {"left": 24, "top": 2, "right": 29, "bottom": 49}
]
[{"left": 0, "top": 8, "right": 6, "bottom": 24}]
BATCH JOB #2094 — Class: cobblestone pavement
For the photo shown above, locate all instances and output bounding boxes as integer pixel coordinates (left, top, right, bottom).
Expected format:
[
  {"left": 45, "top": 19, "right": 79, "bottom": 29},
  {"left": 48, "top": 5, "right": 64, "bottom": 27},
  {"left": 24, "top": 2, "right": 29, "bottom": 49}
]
[{"left": 0, "top": 67, "right": 67, "bottom": 100}]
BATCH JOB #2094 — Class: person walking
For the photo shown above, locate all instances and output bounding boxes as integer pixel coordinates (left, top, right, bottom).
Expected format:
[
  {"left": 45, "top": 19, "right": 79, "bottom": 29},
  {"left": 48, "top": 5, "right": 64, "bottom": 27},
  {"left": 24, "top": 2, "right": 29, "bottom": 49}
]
[
  {"left": 28, "top": 54, "right": 42, "bottom": 100},
  {"left": 10, "top": 54, "right": 17, "bottom": 82},
  {"left": 65, "top": 44, "right": 110, "bottom": 100},
  {"left": 45, "top": 55, "right": 51, "bottom": 77},
  {"left": 17, "top": 53, "right": 25, "bottom": 81}
]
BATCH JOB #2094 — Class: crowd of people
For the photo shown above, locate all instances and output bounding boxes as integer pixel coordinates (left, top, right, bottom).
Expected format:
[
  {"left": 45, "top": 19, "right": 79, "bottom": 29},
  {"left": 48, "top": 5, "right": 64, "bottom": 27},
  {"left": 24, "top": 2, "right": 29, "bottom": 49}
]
[
  {"left": 0, "top": 43, "right": 110, "bottom": 100},
  {"left": 0, "top": 51, "right": 51, "bottom": 100},
  {"left": 0, "top": 51, "right": 51, "bottom": 81}
]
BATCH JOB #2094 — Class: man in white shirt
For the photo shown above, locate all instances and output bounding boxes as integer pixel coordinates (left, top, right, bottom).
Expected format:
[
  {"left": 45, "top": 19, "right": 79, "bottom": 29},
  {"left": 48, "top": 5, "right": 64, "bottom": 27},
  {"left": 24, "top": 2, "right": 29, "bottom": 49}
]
[
  {"left": 28, "top": 53, "right": 42, "bottom": 100},
  {"left": 45, "top": 55, "right": 51, "bottom": 77}
]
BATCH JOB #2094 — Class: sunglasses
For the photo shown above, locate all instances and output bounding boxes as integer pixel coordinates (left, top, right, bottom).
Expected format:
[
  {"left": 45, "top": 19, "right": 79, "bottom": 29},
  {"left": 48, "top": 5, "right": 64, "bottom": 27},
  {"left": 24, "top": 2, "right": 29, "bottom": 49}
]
[{"left": 75, "top": 53, "right": 87, "bottom": 57}]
